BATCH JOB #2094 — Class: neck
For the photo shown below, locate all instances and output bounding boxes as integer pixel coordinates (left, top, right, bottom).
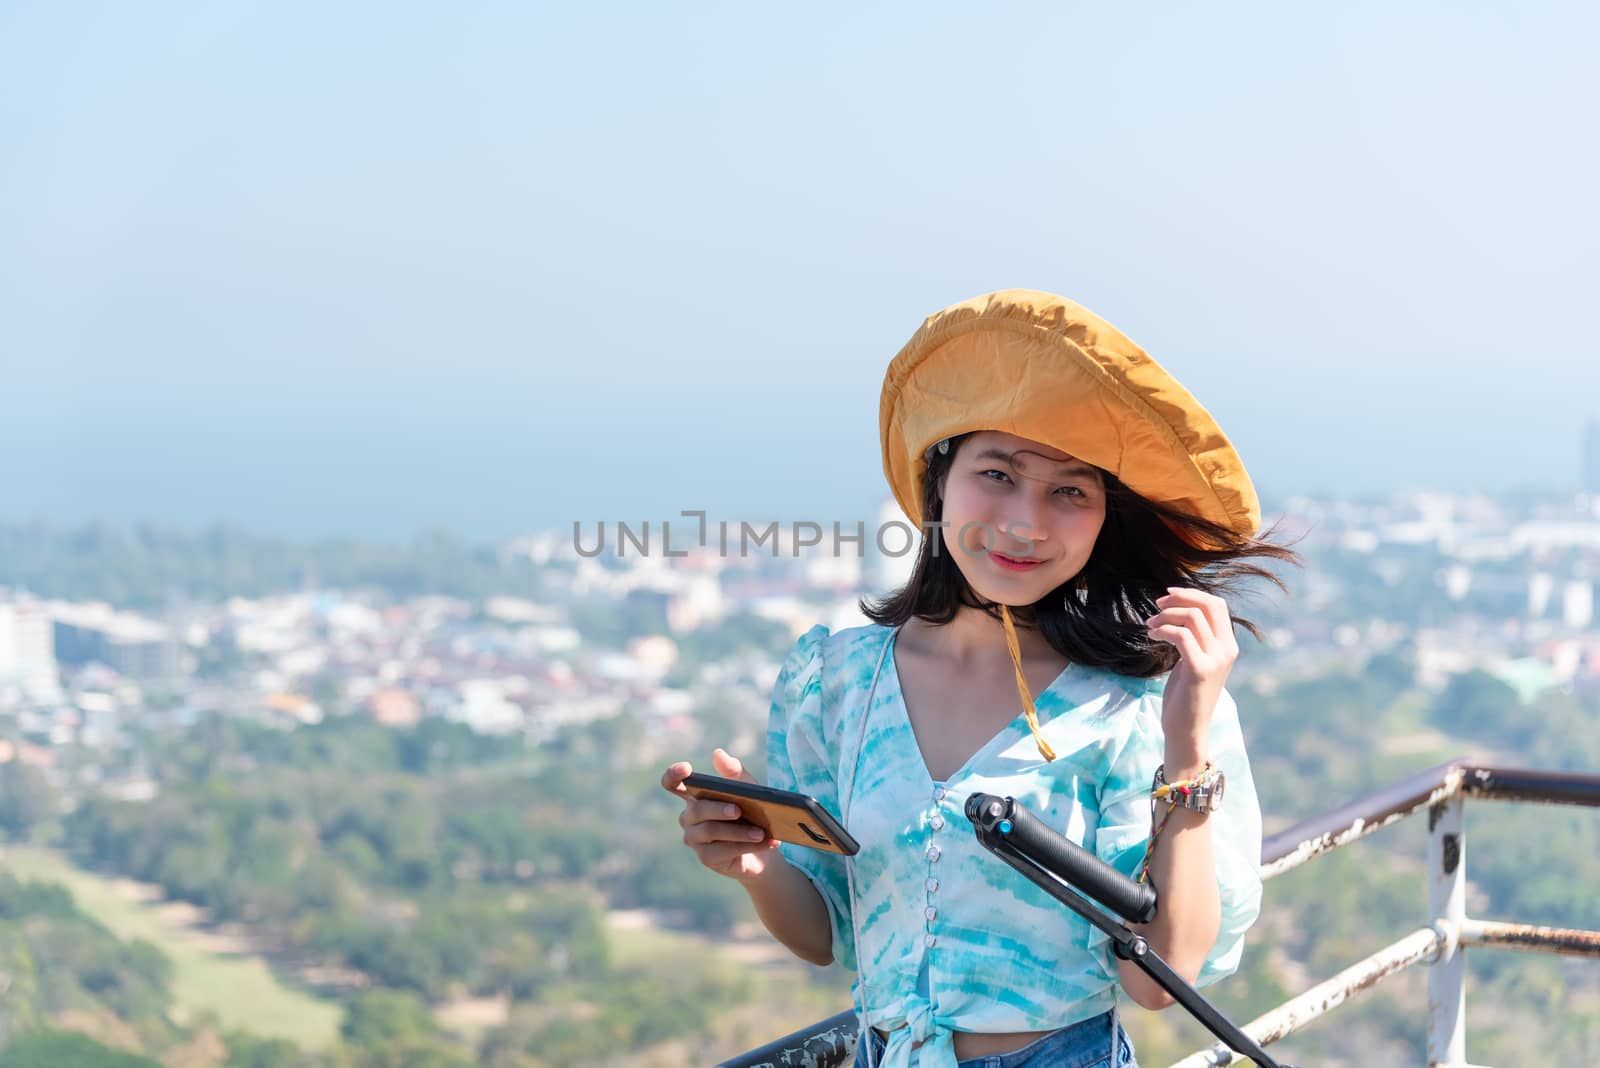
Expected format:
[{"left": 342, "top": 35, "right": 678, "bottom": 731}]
[{"left": 924, "top": 602, "right": 1053, "bottom": 666}]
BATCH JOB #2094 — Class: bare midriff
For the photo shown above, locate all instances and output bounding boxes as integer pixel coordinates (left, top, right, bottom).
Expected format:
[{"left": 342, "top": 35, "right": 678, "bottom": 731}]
[{"left": 874, "top": 1026, "right": 1058, "bottom": 1060}]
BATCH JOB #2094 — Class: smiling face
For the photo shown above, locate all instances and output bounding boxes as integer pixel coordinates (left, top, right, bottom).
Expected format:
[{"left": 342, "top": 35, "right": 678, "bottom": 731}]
[{"left": 935, "top": 430, "right": 1109, "bottom": 608}]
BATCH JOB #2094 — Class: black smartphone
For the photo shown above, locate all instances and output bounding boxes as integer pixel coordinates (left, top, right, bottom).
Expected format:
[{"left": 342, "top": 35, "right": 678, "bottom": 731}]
[{"left": 681, "top": 773, "right": 860, "bottom": 856}]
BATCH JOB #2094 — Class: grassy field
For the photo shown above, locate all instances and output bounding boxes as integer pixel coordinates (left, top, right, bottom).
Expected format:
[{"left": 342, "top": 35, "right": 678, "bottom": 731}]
[
  {"left": 0, "top": 845, "right": 344, "bottom": 1050},
  {"left": 0, "top": 848, "right": 846, "bottom": 1064}
]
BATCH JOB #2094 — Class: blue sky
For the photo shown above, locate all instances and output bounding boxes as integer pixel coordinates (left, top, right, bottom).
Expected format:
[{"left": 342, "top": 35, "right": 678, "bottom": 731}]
[{"left": 2, "top": 3, "right": 1596, "bottom": 541}]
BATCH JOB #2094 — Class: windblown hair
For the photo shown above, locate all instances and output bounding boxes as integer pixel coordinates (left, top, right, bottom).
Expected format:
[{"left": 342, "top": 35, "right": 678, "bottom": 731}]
[{"left": 859, "top": 432, "right": 1302, "bottom": 677}]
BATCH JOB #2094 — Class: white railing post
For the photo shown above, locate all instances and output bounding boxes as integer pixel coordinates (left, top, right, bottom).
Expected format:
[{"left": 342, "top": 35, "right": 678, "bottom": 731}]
[{"left": 1427, "top": 795, "right": 1467, "bottom": 1067}]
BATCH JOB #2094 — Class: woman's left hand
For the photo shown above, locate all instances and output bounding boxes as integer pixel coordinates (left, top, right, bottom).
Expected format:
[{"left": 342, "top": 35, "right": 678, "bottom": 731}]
[{"left": 1145, "top": 586, "right": 1238, "bottom": 762}]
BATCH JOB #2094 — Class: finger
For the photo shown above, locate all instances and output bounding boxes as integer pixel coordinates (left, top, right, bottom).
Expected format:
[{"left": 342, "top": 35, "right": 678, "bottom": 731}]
[
  {"left": 1165, "top": 587, "right": 1233, "bottom": 645},
  {"left": 1148, "top": 622, "right": 1206, "bottom": 665},
  {"left": 712, "top": 747, "right": 756, "bottom": 783},
  {"left": 680, "top": 798, "right": 744, "bottom": 827},
  {"left": 685, "top": 818, "right": 770, "bottom": 847},
  {"left": 696, "top": 839, "right": 777, "bottom": 871},
  {"left": 661, "top": 761, "right": 693, "bottom": 795},
  {"left": 1161, "top": 591, "right": 1239, "bottom": 660},
  {"left": 1146, "top": 605, "right": 1215, "bottom": 646}
]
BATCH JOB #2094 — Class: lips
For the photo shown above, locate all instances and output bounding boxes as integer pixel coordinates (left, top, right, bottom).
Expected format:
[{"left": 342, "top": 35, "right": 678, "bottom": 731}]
[{"left": 989, "top": 551, "right": 1043, "bottom": 571}]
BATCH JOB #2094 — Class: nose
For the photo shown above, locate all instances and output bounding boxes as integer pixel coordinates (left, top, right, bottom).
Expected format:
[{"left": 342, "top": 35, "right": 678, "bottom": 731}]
[
  {"left": 1000, "top": 506, "right": 1048, "bottom": 553},
  {"left": 1001, "top": 522, "right": 1046, "bottom": 550}
]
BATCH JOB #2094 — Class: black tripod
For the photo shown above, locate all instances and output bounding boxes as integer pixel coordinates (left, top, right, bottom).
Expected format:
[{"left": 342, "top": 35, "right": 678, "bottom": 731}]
[{"left": 965, "top": 793, "right": 1297, "bottom": 1068}]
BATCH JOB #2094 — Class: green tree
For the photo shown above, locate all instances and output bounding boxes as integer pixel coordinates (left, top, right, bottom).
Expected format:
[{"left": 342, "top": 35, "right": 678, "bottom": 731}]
[
  {"left": 0, "top": 1031, "right": 163, "bottom": 1068},
  {"left": 626, "top": 839, "right": 751, "bottom": 931},
  {"left": 222, "top": 1031, "right": 311, "bottom": 1068},
  {"left": 1430, "top": 670, "right": 1524, "bottom": 748},
  {"left": 0, "top": 763, "right": 57, "bottom": 839},
  {"left": 339, "top": 989, "right": 439, "bottom": 1049},
  {"left": 338, "top": 989, "right": 474, "bottom": 1068}
]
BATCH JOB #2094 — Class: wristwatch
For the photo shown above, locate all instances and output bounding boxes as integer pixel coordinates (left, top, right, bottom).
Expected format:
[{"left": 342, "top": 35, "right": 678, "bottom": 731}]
[{"left": 1153, "top": 763, "right": 1225, "bottom": 813}]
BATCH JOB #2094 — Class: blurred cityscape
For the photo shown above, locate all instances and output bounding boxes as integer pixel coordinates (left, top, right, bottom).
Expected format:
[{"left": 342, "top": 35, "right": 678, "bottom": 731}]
[{"left": 5, "top": 489, "right": 1600, "bottom": 786}]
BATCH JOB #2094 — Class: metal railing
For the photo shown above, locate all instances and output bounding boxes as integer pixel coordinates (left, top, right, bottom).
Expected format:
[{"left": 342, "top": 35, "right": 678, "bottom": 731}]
[{"left": 716, "top": 758, "right": 1600, "bottom": 1068}]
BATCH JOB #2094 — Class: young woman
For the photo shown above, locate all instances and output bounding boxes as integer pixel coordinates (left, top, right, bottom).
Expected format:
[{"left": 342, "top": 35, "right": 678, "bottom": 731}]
[{"left": 662, "top": 291, "right": 1296, "bottom": 1068}]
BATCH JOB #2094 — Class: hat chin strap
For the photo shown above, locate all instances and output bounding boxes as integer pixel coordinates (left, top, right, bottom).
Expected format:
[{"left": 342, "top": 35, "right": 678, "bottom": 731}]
[{"left": 999, "top": 603, "right": 1056, "bottom": 762}]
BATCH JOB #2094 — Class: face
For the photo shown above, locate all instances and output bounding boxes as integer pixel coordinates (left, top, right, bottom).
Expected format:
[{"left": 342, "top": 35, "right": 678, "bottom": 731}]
[{"left": 936, "top": 430, "right": 1108, "bottom": 607}]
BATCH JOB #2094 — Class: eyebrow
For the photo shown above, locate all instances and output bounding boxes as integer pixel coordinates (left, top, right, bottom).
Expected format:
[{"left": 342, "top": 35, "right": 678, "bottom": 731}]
[{"left": 970, "top": 447, "right": 1099, "bottom": 478}]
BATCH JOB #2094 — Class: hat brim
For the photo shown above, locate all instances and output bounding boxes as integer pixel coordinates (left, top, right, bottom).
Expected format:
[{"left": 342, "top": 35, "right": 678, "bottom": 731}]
[{"left": 880, "top": 290, "right": 1259, "bottom": 536}]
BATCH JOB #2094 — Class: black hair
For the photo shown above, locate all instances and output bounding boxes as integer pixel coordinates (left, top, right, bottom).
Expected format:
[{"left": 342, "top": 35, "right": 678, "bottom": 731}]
[{"left": 859, "top": 432, "right": 1302, "bottom": 677}]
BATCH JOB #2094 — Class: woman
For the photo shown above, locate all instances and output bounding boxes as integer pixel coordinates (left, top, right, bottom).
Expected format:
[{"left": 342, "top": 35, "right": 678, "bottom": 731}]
[{"left": 662, "top": 291, "right": 1296, "bottom": 1068}]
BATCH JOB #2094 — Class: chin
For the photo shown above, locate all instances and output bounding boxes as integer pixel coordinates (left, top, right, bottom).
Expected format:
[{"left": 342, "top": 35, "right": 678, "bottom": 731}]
[{"left": 962, "top": 572, "right": 1063, "bottom": 611}]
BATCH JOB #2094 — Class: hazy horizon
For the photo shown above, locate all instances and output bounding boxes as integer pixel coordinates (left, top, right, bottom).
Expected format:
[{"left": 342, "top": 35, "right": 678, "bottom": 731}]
[{"left": 4, "top": 4, "right": 1596, "bottom": 542}]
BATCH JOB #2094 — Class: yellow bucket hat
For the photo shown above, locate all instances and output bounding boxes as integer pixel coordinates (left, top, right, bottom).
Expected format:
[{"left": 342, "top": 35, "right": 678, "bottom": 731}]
[{"left": 878, "top": 289, "right": 1260, "bottom": 759}]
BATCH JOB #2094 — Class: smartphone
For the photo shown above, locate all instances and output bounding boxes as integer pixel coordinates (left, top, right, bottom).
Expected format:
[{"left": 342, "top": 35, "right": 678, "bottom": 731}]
[{"left": 681, "top": 773, "right": 860, "bottom": 856}]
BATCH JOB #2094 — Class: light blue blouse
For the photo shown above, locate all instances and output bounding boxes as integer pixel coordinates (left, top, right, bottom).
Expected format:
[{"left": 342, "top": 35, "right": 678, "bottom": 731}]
[{"left": 764, "top": 623, "right": 1263, "bottom": 1068}]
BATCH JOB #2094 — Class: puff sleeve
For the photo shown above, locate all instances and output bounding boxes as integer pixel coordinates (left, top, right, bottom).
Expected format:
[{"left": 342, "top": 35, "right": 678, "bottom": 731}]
[
  {"left": 1091, "top": 684, "right": 1264, "bottom": 987},
  {"left": 763, "top": 624, "right": 856, "bottom": 970}
]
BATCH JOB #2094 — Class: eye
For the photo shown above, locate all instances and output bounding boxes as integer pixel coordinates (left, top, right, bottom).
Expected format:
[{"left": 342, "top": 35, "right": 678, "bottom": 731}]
[
  {"left": 1056, "top": 486, "right": 1086, "bottom": 498},
  {"left": 980, "top": 469, "right": 1013, "bottom": 484}
]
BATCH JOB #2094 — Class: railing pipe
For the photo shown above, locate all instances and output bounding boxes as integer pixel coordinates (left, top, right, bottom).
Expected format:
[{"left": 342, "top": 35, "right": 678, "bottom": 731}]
[
  {"left": 1457, "top": 918, "right": 1600, "bottom": 958},
  {"left": 713, "top": 1009, "right": 857, "bottom": 1068},
  {"left": 1426, "top": 794, "right": 1467, "bottom": 1068},
  {"left": 1169, "top": 926, "right": 1444, "bottom": 1068}
]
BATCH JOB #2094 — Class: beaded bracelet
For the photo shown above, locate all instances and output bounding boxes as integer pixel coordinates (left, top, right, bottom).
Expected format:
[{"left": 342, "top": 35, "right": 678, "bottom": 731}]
[{"left": 1136, "top": 761, "right": 1214, "bottom": 886}]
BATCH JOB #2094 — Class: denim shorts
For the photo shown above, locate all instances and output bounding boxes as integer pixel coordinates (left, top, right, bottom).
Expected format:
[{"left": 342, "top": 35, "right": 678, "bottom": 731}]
[{"left": 851, "top": 1009, "right": 1138, "bottom": 1068}]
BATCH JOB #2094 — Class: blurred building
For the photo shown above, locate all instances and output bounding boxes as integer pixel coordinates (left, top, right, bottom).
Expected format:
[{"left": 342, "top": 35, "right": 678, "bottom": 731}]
[
  {"left": 366, "top": 687, "right": 422, "bottom": 728},
  {"left": 448, "top": 679, "right": 524, "bottom": 734},
  {"left": 1563, "top": 580, "right": 1595, "bottom": 629},
  {"left": 49, "top": 602, "right": 181, "bottom": 680},
  {"left": 0, "top": 592, "right": 60, "bottom": 704},
  {"left": 667, "top": 574, "right": 726, "bottom": 631}
]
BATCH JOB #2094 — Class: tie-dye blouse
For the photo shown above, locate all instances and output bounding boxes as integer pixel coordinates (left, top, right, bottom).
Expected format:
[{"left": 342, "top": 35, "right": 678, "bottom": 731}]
[{"left": 764, "top": 623, "right": 1263, "bottom": 1068}]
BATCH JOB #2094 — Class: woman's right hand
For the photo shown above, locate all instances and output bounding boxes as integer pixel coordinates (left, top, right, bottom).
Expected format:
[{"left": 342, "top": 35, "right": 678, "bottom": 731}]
[{"left": 660, "top": 747, "right": 781, "bottom": 882}]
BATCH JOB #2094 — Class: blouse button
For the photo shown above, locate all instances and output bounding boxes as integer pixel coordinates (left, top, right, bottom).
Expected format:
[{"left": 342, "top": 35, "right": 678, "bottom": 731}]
[
  {"left": 932, "top": 786, "right": 947, "bottom": 802},
  {"left": 926, "top": 877, "right": 939, "bottom": 894},
  {"left": 924, "top": 933, "right": 937, "bottom": 948},
  {"left": 926, "top": 844, "right": 941, "bottom": 863},
  {"left": 930, "top": 815, "right": 946, "bottom": 831},
  {"left": 925, "top": 906, "right": 937, "bottom": 922}
]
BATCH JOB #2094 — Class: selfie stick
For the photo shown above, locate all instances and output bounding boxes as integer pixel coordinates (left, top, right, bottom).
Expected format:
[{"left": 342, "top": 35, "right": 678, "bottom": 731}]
[{"left": 965, "top": 793, "right": 1294, "bottom": 1068}]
